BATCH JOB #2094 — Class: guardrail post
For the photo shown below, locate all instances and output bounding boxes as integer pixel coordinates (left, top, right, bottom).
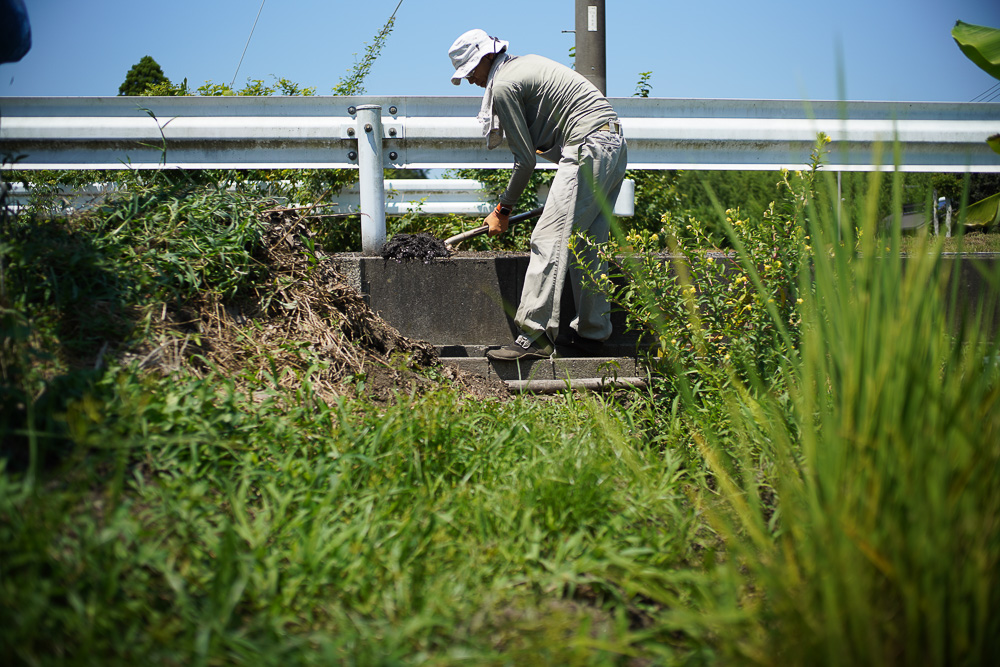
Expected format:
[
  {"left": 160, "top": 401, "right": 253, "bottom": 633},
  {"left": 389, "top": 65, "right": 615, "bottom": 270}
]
[{"left": 356, "top": 105, "right": 386, "bottom": 255}]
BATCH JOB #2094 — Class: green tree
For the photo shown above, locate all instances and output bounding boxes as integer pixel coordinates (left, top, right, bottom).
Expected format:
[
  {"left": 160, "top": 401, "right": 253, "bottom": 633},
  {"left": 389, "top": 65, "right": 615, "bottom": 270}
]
[
  {"left": 142, "top": 77, "right": 189, "bottom": 96},
  {"left": 118, "top": 55, "right": 168, "bottom": 96}
]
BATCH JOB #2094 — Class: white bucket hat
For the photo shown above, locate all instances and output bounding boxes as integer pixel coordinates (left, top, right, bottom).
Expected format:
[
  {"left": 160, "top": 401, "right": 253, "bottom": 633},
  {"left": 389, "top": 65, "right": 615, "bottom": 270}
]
[{"left": 448, "top": 29, "right": 509, "bottom": 85}]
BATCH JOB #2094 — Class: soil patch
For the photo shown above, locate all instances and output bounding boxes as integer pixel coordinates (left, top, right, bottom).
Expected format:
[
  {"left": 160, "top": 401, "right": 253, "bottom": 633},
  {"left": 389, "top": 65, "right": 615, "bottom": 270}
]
[{"left": 380, "top": 232, "right": 450, "bottom": 262}]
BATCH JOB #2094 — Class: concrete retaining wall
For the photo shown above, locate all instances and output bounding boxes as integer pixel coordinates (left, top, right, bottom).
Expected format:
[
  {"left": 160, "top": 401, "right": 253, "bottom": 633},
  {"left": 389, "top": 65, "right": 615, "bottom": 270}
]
[
  {"left": 330, "top": 252, "right": 1000, "bottom": 349},
  {"left": 330, "top": 253, "right": 645, "bottom": 354}
]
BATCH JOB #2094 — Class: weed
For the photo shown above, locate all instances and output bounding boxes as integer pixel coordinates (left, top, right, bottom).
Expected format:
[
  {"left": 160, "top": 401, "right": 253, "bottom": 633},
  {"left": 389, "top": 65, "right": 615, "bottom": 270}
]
[
  {"left": 588, "top": 135, "right": 1000, "bottom": 664},
  {"left": 3, "top": 132, "right": 999, "bottom": 664}
]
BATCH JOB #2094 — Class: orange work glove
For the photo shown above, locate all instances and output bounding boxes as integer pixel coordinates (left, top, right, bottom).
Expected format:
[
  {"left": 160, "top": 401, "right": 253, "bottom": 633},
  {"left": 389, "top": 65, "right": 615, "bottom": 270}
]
[{"left": 484, "top": 203, "right": 511, "bottom": 235}]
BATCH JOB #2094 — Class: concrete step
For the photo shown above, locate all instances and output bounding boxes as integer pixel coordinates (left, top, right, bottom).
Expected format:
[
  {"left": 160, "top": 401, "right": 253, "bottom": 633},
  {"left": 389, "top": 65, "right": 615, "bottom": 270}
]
[{"left": 440, "top": 347, "right": 648, "bottom": 393}]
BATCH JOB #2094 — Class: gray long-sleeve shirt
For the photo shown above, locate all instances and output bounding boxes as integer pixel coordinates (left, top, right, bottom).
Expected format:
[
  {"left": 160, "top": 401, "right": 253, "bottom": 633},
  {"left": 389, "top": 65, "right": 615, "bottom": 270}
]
[{"left": 490, "top": 54, "right": 618, "bottom": 208}]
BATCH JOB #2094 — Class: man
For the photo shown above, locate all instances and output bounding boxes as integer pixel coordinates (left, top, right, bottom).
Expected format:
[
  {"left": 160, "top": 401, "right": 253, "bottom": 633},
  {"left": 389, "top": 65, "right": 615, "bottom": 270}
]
[{"left": 448, "top": 29, "right": 628, "bottom": 361}]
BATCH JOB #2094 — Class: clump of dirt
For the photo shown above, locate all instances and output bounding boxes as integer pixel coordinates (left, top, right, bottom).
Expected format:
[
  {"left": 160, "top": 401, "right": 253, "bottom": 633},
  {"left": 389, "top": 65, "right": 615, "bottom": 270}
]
[
  {"left": 380, "top": 232, "right": 450, "bottom": 262},
  {"left": 130, "top": 208, "right": 509, "bottom": 404}
]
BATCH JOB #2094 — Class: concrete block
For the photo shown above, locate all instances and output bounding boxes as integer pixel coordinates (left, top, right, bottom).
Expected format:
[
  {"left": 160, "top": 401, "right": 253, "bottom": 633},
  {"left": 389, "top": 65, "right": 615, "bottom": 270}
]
[{"left": 330, "top": 253, "right": 646, "bottom": 349}]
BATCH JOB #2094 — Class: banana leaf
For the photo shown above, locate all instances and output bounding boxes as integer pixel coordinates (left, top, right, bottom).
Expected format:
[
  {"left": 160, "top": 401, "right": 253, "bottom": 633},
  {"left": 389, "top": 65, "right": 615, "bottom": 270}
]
[
  {"left": 988, "top": 134, "right": 1000, "bottom": 155},
  {"left": 952, "top": 21, "right": 1000, "bottom": 81},
  {"left": 964, "top": 191, "right": 1000, "bottom": 231}
]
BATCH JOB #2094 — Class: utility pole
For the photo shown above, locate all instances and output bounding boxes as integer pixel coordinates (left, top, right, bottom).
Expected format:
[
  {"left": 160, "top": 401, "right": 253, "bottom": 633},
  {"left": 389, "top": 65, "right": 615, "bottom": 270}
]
[{"left": 575, "top": 0, "right": 606, "bottom": 95}]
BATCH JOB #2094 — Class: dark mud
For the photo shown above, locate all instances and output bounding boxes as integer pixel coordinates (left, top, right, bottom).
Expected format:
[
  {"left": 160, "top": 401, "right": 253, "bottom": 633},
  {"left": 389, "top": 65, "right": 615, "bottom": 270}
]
[{"left": 380, "top": 233, "right": 450, "bottom": 262}]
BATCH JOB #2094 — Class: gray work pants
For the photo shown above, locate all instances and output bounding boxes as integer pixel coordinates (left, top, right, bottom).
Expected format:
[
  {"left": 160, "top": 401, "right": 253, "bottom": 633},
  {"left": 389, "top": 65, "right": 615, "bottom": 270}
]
[{"left": 515, "top": 130, "right": 628, "bottom": 343}]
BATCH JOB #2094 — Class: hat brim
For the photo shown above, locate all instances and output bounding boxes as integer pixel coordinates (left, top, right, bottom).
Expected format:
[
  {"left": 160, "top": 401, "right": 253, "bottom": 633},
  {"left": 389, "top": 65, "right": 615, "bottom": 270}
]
[{"left": 451, "top": 58, "right": 480, "bottom": 85}]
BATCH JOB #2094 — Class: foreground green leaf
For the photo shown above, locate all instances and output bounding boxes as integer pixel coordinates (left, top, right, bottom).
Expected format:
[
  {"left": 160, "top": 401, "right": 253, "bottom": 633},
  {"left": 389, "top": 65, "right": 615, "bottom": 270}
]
[
  {"left": 964, "top": 190, "right": 1000, "bottom": 229},
  {"left": 952, "top": 20, "right": 1000, "bottom": 80}
]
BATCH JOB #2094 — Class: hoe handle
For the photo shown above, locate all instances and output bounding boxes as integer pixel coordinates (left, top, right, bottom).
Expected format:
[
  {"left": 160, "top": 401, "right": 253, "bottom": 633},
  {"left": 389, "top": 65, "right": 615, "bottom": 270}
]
[{"left": 444, "top": 206, "right": 544, "bottom": 248}]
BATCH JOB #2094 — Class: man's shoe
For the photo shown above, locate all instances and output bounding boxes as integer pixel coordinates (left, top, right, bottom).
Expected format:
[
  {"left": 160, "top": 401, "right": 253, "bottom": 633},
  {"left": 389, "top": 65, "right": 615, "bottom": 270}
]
[
  {"left": 555, "top": 331, "right": 606, "bottom": 357},
  {"left": 487, "top": 334, "right": 553, "bottom": 361},
  {"left": 570, "top": 336, "right": 605, "bottom": 357}
]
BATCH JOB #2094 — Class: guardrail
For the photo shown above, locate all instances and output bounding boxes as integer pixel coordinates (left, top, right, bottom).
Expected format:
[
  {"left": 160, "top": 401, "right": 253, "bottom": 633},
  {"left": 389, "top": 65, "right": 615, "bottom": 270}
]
[
  {"left": 3, "top": 95, "right": 999, "bottom": 252},
  {"left": 2, "top": 178, "right": 637, "bottom": 217}
]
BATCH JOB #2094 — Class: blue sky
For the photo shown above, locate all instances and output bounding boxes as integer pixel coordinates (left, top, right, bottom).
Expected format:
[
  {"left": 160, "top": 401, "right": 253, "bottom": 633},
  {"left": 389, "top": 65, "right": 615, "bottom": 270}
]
[{"left": 3, "top": 0, "right": 1000, "bottom": 102}]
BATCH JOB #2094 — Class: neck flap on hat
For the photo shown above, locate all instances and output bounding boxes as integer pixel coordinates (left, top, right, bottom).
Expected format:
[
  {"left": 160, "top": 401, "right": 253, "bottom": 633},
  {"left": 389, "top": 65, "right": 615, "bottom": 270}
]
[{"left": 476, "top": 53, "right": 512, "bottom": 150}]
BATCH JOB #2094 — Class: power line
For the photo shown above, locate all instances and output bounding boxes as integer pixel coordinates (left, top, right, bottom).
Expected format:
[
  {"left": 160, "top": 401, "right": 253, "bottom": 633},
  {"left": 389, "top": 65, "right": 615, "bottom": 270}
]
[
  {"left": 971, "top": 85, "right": 999, "bottom": 102},
  {"left": 970, "top": 80, "right": 1000, "bottom": 103},
  {"left": 230, "top": 0, "right": 402, "bottom": 93},
  {"left": 231, "top": 0, "right": 267, "bottom": 89}
]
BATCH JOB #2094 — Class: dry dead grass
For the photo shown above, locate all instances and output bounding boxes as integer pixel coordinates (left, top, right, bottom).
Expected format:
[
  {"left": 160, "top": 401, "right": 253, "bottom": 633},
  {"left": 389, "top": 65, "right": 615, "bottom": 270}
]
[{"left": 125, "top": 208, "right": 510, "bottom": 404}]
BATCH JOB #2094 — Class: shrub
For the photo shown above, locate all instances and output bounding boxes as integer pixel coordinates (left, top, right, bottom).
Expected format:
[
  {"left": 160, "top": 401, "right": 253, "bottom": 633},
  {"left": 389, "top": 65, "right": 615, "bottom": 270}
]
[{"left": 580, "top": 139, "right": 826, "bottom": 457}]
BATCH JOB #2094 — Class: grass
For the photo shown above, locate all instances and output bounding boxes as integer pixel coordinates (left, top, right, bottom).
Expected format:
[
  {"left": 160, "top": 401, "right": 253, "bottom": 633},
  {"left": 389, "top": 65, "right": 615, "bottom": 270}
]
[
  {"left": 678, "top": 172, "right": 1000, "bottom": 664},
  {"left": 901, "top": 229, "right": 1000, "bottom": 253},
  {"left": 2, "top": 164, "right": 1000, "bottom": 665},
  {"left": 3, "top": 373, "right": 705, "bottom": 664}
]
